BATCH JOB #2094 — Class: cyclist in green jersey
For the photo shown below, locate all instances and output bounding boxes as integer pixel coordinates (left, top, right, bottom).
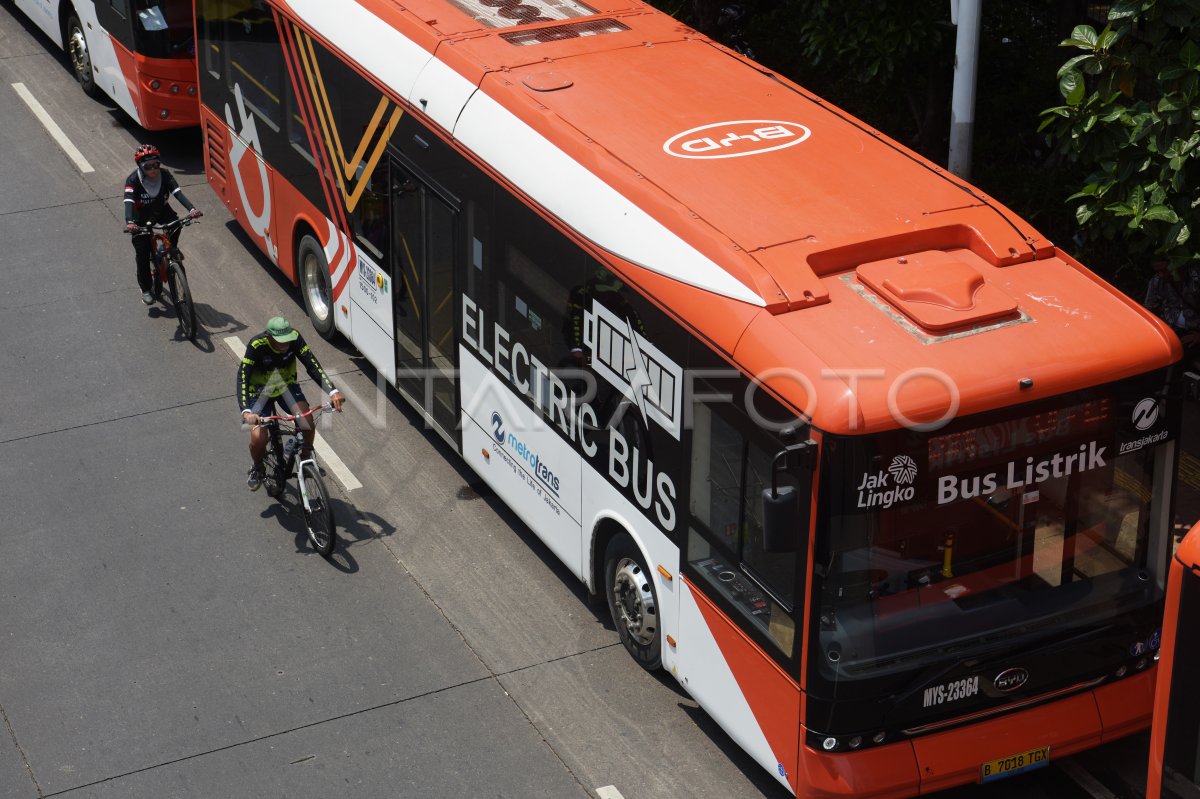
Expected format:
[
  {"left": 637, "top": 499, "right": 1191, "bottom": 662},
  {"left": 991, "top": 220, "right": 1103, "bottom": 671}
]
[{"left": 238, "top": 316, "right": 345, "bottom": 490}]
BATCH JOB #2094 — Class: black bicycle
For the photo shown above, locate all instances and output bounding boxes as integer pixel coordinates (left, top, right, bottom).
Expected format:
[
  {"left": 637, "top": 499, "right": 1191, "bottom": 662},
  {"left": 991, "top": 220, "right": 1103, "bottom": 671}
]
[
  {"left": 126, "top": 217, "right": 199, "bottom": 341},
  {"left": 256, "top": 403, "right": 336, "bottom": 558}
]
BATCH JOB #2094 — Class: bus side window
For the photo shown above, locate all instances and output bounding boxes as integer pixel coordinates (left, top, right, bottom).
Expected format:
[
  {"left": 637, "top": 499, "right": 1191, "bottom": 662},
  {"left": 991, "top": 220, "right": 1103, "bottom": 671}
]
[
  {"left": 221, "top": 0, "right": 283, "bottom": 131},
  {"left": 352, "top": 160, "right": 390, "bottom": 265},
  {"left": 687, "top": 400, "right": 806, "bottom": 660}
]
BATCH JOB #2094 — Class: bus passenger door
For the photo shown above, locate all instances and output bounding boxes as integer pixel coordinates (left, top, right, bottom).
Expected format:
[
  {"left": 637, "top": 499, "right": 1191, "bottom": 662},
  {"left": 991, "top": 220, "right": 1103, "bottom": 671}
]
[{"left": 391, "top": 159, "right": 460, "bottom": 447}]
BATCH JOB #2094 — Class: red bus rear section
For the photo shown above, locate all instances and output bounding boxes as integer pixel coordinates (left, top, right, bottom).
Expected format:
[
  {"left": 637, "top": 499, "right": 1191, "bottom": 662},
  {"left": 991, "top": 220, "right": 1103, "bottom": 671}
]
[
  {"left": 1148, "top": 525, "right": 1200, "bottom": 799},
  {"left": 11, "top": 0, "right": 198, "bottom": 129}
]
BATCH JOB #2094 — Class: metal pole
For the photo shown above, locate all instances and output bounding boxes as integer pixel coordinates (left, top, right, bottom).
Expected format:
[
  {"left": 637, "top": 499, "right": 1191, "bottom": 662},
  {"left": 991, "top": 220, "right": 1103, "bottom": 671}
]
[{"left": 948, "top": 0, "right": 982, "bottom": 179}]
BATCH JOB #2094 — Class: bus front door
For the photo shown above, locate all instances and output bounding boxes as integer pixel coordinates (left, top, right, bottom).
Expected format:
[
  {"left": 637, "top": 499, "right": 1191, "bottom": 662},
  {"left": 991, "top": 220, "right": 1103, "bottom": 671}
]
[{"left": 391, "top": 160, "right": 460, "bottom": 446}]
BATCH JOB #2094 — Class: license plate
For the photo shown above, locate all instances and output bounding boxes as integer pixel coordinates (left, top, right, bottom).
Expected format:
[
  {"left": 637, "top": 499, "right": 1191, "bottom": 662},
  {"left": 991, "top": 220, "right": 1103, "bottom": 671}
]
[{"left": 980, "top": 746, "right": 1050, "bottom": 783}]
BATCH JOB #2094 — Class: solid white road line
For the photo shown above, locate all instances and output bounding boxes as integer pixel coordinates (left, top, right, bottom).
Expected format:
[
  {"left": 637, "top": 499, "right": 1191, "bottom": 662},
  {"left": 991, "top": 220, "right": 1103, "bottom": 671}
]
[
  {"left": 11, "top": 82, "right": 94, "bottom": 174},
  {"left": 595, "top": 788, "right": 625, "bottom": 799},
  {"left": 223, "top": 335, "right": 361, "bottom": 491}
]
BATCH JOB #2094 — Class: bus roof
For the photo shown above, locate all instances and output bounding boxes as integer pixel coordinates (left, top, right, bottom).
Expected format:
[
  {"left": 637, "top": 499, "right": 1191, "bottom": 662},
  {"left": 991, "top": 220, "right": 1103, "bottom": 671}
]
[{"left": 280, "top": 0, "right": 1180, "bottom": 432}]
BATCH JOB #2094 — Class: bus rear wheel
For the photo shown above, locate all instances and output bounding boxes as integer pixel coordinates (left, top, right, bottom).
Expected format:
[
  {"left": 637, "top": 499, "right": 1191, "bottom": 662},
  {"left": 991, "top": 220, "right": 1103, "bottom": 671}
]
[
  {"left": 604, "top": 533, "right": 661, "bottom": 670},
  {"left": 298, "top": 234, "right": 336, "bottom": 341},
  {"left": 66, "top": 15, "right": 98, "bottom": 98}
]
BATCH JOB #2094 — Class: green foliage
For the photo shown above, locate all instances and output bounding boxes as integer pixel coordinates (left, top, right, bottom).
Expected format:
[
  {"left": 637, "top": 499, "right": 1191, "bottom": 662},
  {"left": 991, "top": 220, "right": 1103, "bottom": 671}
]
[{"left": 1040, "top": 0, "right": 1200, "bottom": 268}]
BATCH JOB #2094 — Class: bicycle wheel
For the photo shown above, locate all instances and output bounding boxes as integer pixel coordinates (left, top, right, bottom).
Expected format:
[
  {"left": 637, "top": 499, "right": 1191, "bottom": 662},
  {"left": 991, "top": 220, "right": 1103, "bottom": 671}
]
[
  {"left": 167, "top": 260, "right": 197, "bottom": 341},
  {"left": 262, "top": 428, "right": 286, "bottom": 498},
  {"left": 299, "top": 461, "right": 335, "bottom": 557}
]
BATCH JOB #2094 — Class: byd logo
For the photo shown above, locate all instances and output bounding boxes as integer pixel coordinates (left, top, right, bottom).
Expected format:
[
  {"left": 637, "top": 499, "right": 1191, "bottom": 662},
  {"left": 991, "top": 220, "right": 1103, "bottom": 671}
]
[
  {"left": 993, "top": 668, "right": 1029, "bottom": 693},
  {"left": 663, "top": 120, "right": 811, "bottom": 159}
]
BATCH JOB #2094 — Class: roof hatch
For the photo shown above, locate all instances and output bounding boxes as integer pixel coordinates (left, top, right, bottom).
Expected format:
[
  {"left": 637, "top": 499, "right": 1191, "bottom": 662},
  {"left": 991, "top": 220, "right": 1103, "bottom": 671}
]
[{"left": 856, "top": 250, "right": 1017, "bottom": 332}]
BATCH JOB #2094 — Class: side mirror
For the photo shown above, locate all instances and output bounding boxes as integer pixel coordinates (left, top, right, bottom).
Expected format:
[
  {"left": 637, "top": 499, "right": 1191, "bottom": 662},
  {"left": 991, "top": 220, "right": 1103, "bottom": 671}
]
[
  {"left": 760, "top": 439, "right": 816, "bottom": 554},
  {"left": 762, "top": 484, "right": 799, "bottom": 553}
]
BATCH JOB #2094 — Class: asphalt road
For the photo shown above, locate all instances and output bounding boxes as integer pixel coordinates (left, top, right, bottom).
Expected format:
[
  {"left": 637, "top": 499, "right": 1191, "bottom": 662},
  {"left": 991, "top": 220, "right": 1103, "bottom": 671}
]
[{"left": 0, "top": 4, "right": 1165, "bottom": 798}]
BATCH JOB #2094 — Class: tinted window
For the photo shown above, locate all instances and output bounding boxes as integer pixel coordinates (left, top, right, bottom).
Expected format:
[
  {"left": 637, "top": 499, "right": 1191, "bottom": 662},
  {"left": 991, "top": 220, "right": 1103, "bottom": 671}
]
[{"left": 1164, "top": 569, "right": 1200, "bottom": 798}]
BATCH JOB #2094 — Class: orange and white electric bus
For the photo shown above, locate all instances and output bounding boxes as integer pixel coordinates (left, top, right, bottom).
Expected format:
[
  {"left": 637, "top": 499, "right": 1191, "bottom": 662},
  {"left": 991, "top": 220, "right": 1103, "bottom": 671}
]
[
  {"left": 11, "top": 0, "right": 197, "bottom": 129},
  {"left": 195, "top": 0, "right": 1184, "bottom": 794},
  {"left": 1148, "top": 522, "right": 1200, "bottom": 799}
]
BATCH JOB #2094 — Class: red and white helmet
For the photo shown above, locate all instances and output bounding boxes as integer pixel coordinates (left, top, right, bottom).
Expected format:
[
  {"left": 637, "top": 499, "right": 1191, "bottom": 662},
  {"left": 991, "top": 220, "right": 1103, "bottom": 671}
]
[{"left": 133, "top": 144, "right": 161, "bottom": 164}]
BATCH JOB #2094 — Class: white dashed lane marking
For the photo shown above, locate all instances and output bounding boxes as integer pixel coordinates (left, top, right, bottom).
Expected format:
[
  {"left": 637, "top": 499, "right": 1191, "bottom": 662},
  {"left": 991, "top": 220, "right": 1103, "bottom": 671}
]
[{"left": 12, "top": 82, "right": 94, "bottom": 173}]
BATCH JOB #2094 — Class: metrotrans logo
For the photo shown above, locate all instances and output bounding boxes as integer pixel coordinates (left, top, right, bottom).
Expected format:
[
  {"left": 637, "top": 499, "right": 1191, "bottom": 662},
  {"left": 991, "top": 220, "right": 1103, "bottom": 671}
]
[
  {"left": 663, "top": 120, "right": 811, "bottom": 159},
  {"left": 584, "top": 301, "right": 684, "bottom": 440},
  {"left": 491, "top": 411, "right": 561, "bottom": 497}
]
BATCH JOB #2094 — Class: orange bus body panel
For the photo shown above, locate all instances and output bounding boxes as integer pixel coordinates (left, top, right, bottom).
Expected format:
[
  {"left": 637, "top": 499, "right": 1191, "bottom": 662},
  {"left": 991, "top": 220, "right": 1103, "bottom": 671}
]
[
  {"left": 687, "top": 579, "right": 802, "bottom": 793},
  {"left": 1094, "top": 667, "right": 1156, "bottom": 743},
  {"left": 1148, "top": 527, "right": 1200, "bottom": 797},
  {"left": 109, "top": 41, "right": 199, "bottom": 130},
  {"left": 910, "top": 692, "right": 1102, "bottom": 794}
]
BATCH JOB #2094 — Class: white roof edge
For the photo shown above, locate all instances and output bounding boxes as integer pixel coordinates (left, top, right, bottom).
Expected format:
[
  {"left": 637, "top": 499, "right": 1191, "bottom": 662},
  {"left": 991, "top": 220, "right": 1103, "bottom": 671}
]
[
  {"left": 278, "top": 0, "right": 765, "bottom": 307},
  {"left": 454, "top": 92, "right": 764, "bottom": 306}
]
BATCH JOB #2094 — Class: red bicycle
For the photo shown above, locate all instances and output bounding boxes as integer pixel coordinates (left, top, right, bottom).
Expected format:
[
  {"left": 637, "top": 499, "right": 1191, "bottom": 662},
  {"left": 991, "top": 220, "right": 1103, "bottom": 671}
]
[
  {"left": 255, "top": 403, "right": 336, "bottom": 558},
  {"left": 126, "top": 216, "right": 198, "bottom": 341}
]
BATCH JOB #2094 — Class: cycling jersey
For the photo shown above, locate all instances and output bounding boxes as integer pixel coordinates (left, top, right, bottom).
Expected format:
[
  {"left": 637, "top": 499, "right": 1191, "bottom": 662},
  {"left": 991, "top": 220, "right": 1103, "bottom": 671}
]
[
  {"left": 124, "top": 167, "right": 195, "bottom": 224},
  {"left": 237, "top": 332, "right": 337, "bottom": 413}
]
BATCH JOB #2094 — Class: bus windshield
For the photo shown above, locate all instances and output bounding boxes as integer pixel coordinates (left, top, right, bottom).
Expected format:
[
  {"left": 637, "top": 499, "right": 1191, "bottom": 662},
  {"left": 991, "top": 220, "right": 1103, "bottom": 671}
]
[
  {"left": 133, "top": 1, "right": 195, "bottom": 58},
  {"left": 813, "top": 371, "right": 1175, "bottom": 676}
]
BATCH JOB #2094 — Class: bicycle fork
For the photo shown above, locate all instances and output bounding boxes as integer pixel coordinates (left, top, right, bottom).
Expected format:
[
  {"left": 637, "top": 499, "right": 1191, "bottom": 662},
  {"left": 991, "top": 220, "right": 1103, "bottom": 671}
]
[{"left": 295, "top": 455, "right": 318, "bottom": 514}]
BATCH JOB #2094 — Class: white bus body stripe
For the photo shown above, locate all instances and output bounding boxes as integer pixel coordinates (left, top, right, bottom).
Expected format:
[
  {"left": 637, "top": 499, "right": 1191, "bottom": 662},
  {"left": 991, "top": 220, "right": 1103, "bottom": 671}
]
[
  {"left": 278, "top": 0, "right": 765, "bottom": 307},
  {"left": 277, "top": 0, "right": 432, "bottom": 102},
  {"left": 455, "top": 92, "right": 764, "bottom": 305},
  {"left": 409, "top": 57, "right": 478, "bottom": 134},
  {"left": 678, "top": 580, "right": 790, "bottom": 790}
]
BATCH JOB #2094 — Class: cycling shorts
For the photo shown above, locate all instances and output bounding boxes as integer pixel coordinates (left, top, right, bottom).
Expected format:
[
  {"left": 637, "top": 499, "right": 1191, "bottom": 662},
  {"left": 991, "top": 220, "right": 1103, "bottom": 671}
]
[{"left": 248, "top": 384, "right": 308, "bottom": 417}]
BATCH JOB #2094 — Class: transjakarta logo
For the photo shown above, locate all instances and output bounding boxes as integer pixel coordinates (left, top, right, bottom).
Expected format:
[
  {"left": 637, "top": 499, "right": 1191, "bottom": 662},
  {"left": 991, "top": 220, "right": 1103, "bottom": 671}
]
[
  {"left": 663, "top": 120, "right": 811, "bottom": 159},
  {"left": 856, "top": 455, "right": 919, "bottom": 509},
  {"left": 584, "top": 301, "right": 684, "bottom": 440},
  {"left": 1122, "top": 398, "right": 1168, "bottom": 454},
  {"left": 491, "top": 411, "right": 561, "bottom": 497},
  {"left": 1132, "top": 397, "right": 1159, "bottom": 431}
]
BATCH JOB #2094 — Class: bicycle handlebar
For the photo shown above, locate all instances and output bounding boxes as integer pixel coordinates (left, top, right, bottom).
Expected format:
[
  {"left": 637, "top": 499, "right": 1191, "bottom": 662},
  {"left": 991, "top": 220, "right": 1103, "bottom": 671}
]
[
  {"left": 255, "top": 403, "right": 333, "bottom": 425},
  {"left": 123, "top": 217, "right": 199, "bottom": 236}
]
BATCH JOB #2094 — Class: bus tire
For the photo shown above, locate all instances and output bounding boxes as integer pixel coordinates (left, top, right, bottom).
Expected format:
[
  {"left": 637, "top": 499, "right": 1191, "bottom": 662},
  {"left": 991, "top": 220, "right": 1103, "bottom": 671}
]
[
  {"left": 298, "top": 234, "right": 335, "bottom": 341},
  {"left": 66, "top": 15, "right": 98, "bottom": 98},
  {"left": 604, "top": 532, "right": 661, "bottom": 671}
]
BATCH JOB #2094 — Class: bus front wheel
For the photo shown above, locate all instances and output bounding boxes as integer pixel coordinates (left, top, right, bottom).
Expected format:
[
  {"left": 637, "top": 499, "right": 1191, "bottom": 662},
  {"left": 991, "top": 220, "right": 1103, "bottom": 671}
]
[
  {"left": 604, "top": 533, "right": 662, "bottom": 671},
  {"left": 298, "top": 234, "right": 335, "bottom": 341},
  {"left": 66, "top": 15, "right": 98, "bottom": 98}
]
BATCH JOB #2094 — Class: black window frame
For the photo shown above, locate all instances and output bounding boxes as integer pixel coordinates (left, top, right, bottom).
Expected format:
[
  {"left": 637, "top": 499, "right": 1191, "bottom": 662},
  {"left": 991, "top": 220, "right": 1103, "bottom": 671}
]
[{"left": 682, "top": 370, "right": 812, "bottom": 673}]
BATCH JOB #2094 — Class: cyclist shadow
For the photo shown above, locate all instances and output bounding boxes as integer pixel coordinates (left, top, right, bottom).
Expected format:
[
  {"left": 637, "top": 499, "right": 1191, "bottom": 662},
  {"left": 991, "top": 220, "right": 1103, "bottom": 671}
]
[
  {"left": 145, "top": 301, "right": 248, "bottom": 353},
  {"left": 259, "top": 493, "right": 363, "bottom": 574}
]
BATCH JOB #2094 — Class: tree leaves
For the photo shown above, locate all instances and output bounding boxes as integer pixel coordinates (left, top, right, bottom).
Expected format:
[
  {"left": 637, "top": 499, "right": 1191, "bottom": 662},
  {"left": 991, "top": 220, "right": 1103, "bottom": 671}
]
[{"left": 1040, "top": 0, "right": 1200, "bottom": 268}]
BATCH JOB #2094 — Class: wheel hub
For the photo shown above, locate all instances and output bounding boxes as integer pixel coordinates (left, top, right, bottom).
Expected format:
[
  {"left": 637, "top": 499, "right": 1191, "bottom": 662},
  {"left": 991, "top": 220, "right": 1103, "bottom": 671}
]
[
  {"left": 612, "top": 558, "right": 657, "bottom": 645},
  {"left": 303, "top": 253, "right": 330, "bottom": 322},
  {"left": 69, "top": 28, "right": 91, "bottom": 79}
]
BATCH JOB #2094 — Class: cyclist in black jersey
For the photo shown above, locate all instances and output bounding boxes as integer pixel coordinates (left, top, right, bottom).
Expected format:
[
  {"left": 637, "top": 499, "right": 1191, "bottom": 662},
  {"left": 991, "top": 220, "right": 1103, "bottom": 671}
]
[
  {"left": 238, "top": 316, "right": 345, "bottom": 491},
  {"left": 124, "top": 144, "right": 202, "bottom": 305}
]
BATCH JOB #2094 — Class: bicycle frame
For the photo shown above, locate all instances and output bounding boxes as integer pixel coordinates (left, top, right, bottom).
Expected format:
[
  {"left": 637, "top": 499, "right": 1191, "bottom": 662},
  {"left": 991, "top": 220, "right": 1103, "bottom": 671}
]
[{"left": 257, "top": 403, "right": 332, "bottom": 513}]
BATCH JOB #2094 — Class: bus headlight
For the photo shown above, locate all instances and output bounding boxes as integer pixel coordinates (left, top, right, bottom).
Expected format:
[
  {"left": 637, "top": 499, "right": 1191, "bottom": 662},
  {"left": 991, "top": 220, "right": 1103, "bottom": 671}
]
[
  {"left": 150, "top": 79, "right": 161, "bottom": 90},
  {"left": 822, "top": 737, "right": 838, "bottom": 751},
  {"left": 170, "top": 83, "right": 180, "bottom": 94}
]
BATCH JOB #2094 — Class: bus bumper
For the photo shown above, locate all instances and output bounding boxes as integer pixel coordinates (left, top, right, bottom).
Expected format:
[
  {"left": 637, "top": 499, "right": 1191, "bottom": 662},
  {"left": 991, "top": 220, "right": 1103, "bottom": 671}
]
[{"left": 794, "top": 668, "right": 1155, "bottom": 797}]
